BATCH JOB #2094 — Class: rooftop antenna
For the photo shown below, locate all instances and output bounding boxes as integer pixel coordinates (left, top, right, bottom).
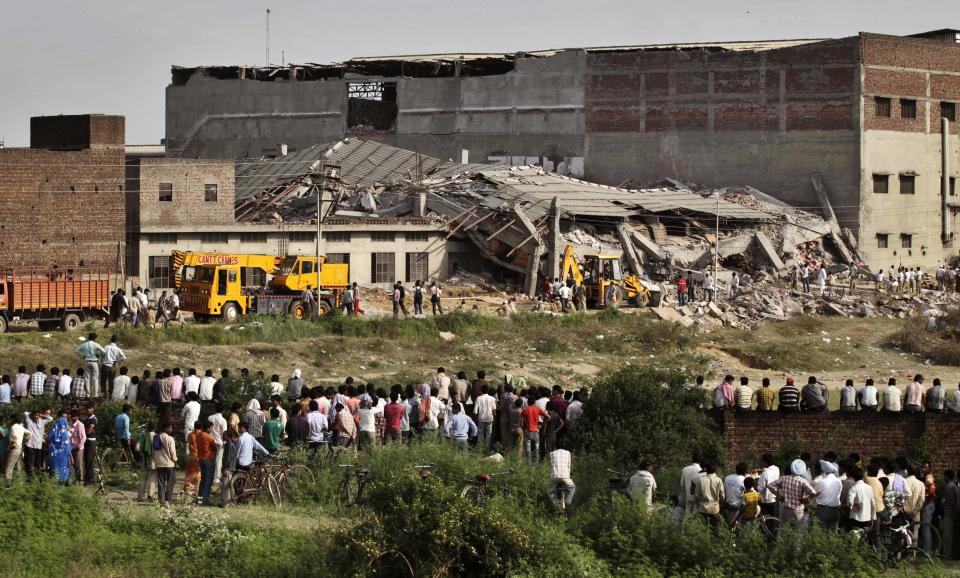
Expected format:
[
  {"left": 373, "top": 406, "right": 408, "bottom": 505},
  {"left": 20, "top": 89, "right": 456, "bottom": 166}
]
[{"left": 265, "top": 8, "right": 271, "bottom": 66}]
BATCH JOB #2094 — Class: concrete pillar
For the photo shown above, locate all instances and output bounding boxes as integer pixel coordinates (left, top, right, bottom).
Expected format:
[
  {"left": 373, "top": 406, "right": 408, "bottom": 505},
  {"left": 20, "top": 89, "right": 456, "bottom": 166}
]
[
  {"left": 546, "top": 197, "right": 561, "bottom": 280},
  {"left": 525, "top": 243, "right": 544, "bottom": 298},
  {"left": 414, "top": 192, "right": 427, "bottom": 217},
  {"left": 943, "top": 117, "right": 951, "bottom": 244}
]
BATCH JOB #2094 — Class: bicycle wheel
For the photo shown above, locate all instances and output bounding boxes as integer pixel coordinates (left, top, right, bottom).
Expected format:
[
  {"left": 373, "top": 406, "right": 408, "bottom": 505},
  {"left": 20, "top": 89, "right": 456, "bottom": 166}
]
[
  {"left": 280, "top": 465, "right": 316, "bottom": 502},
  {"left": 94, "top": 488, "right": 132, "bottom": 508},
  {"left": 266, "top": 474, "right": 283, "bottom": 508},
  {"left": 900, "top": 546, "right": 934, "bottom": 566},
  {"left": 231, "top": 472, "right": 253, "bottom": 506},
  {"left": 336, "top": 478, "right": 355, "bottom": 512},
  {"left": 460, "top": 484, "right": 487, "bottom": 507},
  {"left": 760, "top": 516, "right": 780, "bottom": 540},
  {"left": 101, "top": 449, "right": 136, "bottom": 487}
]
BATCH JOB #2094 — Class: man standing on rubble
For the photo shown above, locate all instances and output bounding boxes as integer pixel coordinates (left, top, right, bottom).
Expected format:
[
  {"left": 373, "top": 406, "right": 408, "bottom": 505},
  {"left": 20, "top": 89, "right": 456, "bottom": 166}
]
[
  {"left": 817, "top": 264, "right": 828, "bottom": 297},
  {"left": 730, "top": 272, "right": 740, "bottom": 300},
  {"left": 875, "top": 268, "right": 885, "bottom": 293},
  {"left": 801, "top": 265, "right": 811, "bottom": 293},
  {"left": 677, "top": 274, "right": 687, "bottom": 307},
  {"left": 703, "top": 273, "right": 715, "bottom": 303},
  {"left": 848, "top": 263, "right": 858, "bottom": 293}
]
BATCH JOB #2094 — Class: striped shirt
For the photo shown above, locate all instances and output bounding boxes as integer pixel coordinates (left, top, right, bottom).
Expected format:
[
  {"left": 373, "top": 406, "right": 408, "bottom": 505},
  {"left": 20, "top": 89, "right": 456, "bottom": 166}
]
[
  {"left": 735, "top": 386, "right": 753, "bottom": 409},
  {"left": 778, "top": 385, "right": 800, "bottom": 409},
  {"left": 29, "top": 372, "right": 46, "bottom": 396}
]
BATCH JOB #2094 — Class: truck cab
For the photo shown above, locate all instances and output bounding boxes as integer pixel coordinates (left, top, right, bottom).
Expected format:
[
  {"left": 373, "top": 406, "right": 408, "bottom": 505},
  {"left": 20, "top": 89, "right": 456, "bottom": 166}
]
[{"left": 182, "top": 264, "right": 248, "bottom": 322}]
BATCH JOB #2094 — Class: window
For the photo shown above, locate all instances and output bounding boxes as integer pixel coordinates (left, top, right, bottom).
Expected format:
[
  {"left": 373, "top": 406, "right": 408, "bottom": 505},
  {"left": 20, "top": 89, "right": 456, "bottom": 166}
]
[
  {"left": 872, "top": 174, "right": 889, "bottom": 194},
  {"left": 241, "top": 267, "right": 266, "bottom": 288},
  {"left": 901, "top": 234, "right": 913, "bottom": 249},
  {"left": 405, "top": 232, "right": 429, "bottom": 242},
  {"left": 300, "top": 260, "right": 316, "bottom": 275},
  {"left": 371, "top": 231, "right": 395, "bottom": 242},
  {"left": 200, "top": 232, "right": 229, "bottom": 244},
  {"left": 289, "top": 231, "right": 315, "bottom": 243},
  {"left": 899, "top": 174, "right": 916, "bottom": 195},
  {"left": 943, "top": 102, "right": 957, "bottom": 122},
  {"left": 371, "top": 253, "right": 395, "bottom": 283},
  {"left": 326, "top": 253, "right": 350, "bottom": 265},
  {"left": 148, "top": 256, "right": 171, "bottom": 288},
  {"left": 147, "top": 233, "right": 178, "bottom": 244},
  {"left": 405, "top": 252, "right": 429, "bottom": 283},
  {"left": 204, "top": 183, "right": 218, "bottom": 202},
  {"left": 277, "top": 237, "right": 288, "bottom": 255},
  {"left": 324, "top": 231, "right": 351, "bottom": 243},
  {"left": 900, "top": 99, "right": 917, "bottom": 119},
  {"left": 158, "top": 182, "right": 173, "bottom": 202},
  {"left": 239, "top": 232, "right": 267, "bottom": 243},
  {"left": 876, "top": 234, "right": 889, "bottom": 248},
  {"left": 875, "top": 97, "right": 891, "bottom": 117},
  {"left": 347, "top": 81, "right": 398, "bottom": 131}
]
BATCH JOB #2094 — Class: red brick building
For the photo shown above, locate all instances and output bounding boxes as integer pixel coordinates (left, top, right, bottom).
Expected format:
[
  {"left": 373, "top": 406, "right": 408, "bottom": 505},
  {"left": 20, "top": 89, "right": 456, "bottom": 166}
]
[{"left": 0, "top": 114, "right": 126, "bottom": 270}]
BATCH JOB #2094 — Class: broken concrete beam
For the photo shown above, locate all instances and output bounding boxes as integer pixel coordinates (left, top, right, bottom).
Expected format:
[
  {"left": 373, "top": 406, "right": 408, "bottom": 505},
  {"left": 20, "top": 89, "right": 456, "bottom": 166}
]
[
  {"left": 617, "top": 224, "right": 644, "bottom": 275},
  {"left": 707, "top": 302, "right": 724, "bottom": 319},
  {"left": 822, "top": 302, "right": 848, "bottom": 317},
  {"left": 547, "top": 197, "right": 562, "bottom": 280},
  {"left": 753, "top": 232, "right": 786, "bottom": 271},
  {"left": 630, "top": 230, "right": 665, "bottom": 261},
  {"left": 810, "top": 173, "right": 854, "bottom": 264}
]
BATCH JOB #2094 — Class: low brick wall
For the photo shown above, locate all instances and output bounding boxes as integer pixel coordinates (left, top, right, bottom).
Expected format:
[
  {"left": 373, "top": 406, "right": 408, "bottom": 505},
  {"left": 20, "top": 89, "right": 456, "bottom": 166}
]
[{"left": 722, "top": 410, "right": 960, "bottom": 471}]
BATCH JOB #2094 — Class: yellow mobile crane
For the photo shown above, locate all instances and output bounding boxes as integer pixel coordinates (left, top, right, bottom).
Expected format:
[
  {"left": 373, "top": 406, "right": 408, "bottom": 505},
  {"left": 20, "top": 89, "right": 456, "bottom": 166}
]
[
  {"left": 173, "top": 251, "right": 348, "bottom": 322},
  {"left": 559, "top": 244, "right": 661, "bottom": 308}
]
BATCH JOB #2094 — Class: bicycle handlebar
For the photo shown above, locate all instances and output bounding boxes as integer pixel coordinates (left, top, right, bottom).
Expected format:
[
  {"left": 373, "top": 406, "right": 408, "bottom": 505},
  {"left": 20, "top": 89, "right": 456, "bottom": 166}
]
[{"left": 414, "top": 464, "right": 436, "bottom": 469}]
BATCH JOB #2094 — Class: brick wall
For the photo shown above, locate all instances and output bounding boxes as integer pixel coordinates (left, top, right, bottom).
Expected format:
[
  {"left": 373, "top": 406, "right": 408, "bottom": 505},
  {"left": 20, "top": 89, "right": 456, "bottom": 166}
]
[
  {"left": 584, "top": 37, "right": 860, "bottom": 135},
  {"left": 723, "top": 411, "right": 960, "bottom": 472},
  {"left": 30, "top": 114, "right": 124, "bottom": 150},
  {"left": 133, "top": 158, "right": 235, "bottom": 227},
  {"left": 0, "top": 147, "right": 125, "bottom": 268}
]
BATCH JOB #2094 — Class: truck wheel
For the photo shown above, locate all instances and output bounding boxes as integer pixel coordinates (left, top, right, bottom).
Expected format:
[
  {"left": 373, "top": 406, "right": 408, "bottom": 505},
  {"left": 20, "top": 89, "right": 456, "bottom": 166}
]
[
  {"left": 289, "top": 300, "right": 306, "bottom": 320},
  {"left": 62, "top": 313, "right": 82, "bottom": 331},
  {"left": 632, "top": 292, "right": 649, "bottom": 308},
  {"left": 317, "top": 300, "right": 332, "bottom": 317},
  {"left": 221, "top": 303, "right": 239, "bottom": 323},
  {"left": 0, "top": 316, "right": 7, "bottom": 333}
]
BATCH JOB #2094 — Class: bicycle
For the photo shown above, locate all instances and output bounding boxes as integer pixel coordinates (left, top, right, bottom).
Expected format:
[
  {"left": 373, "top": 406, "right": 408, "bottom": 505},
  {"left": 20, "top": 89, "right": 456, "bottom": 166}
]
[
  {"left": 271, "top": 451, "right": 317, "bottom": 503},
  {"left": 852, "top": 518, "right": 934, "bottom": 569},
  {"left": 89, "top": 452, "right": 131, "bottom": 507},
  {"left": 728, "top": 512, "right": 780, "bottom": 540},
  {"left": 230, "top": 459, "right": 282, "bottom": 508},
  {"left": 336, "top": 464, "right": 370, "bottom": 512},
  {"left": 460, "top": 469, "right": 514, "bottom": 507},
  {"left": 552, "top": 482, "right": 573, "bottom": 519},
  {"left": 99, "top": 425, "right": 145, "bottom": 486}
]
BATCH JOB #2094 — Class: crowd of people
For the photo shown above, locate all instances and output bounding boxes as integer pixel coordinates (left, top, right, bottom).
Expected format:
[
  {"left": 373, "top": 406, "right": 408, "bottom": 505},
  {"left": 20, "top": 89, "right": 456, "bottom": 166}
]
[
  {"left": 0, "top": 342, "right": 587, "bottom": 508},
  {"left": 708, "top": 373, "right": 960, "bottom": 413},
  {"left": 628, "top": 449, "right": 960, "bottom": 558}
]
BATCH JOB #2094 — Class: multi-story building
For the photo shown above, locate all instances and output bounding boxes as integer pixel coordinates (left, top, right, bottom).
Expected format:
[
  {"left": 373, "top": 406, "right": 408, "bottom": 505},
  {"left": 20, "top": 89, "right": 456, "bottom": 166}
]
[{"left": 165, "top": 30, "right": 960, "bottom": 268}]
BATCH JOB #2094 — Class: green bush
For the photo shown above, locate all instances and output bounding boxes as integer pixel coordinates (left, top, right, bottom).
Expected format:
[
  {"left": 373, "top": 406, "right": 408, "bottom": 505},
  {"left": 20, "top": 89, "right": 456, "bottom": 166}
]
[
  {"left": 0, "top": 397, "right": 154, "bottom": 449},
  {"left": 567, "top": 364, "right": 722, "bottom": 467}
]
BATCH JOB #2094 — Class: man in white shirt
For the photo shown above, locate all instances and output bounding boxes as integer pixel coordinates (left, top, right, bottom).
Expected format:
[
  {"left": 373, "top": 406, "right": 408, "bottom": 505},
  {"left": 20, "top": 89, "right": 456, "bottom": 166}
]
[
  {"left": 199, "top": 369, "right": 216, "bottom": 401},
  {"left": 111, "top": 367, "right": 131, "bottom": 401},
  {"left": 627, "top": 461, "right": 657, "bottom": 507},
  {"left": 269, "top": 374, "right": 284, "bottom": 397},
  {"left": 882, "top": 378, "right": 902, "bottom": 413},
  {"left": 813, "top": 460, "right": 843, "bottom": 529},
  {"left": 565, "top": 391, "right": 583, "bottom": 422},
  {"left": 208, "top": 403, "right": 228, "bottom": 485},
  {"left": 181, "top": 392, "right": 201, "bottom": 443},
  {"left": 423, "top": 388, "right": 445, "bottom": 433},
  {"left": 757, "top": 453, "right": 781, "bottom": 516},
  {"left": 558, "top": 283, "right": 572, "bottom": 312},
  {"left": 547, "top": 447, "right": 575, "bottom": 511},
  {"left": 432, "top": 368, "right": 451, "bottom": 402},
  {"left": 4, "top": 415, "right": 28, "bottom": 480},
  {"left": 680, "top": 452, "right": 704, "bottom": 516},
  {"left": 723, "top": 462, "right": 747, "bottom": 525},
  {"left": 101, "top": 335, "right": 126, "bottom": 393},
  {"left": 473, "top": 385, "right": 497, "bottom": 453},
  {"left": 859, "top": 378, "right": 879, "bottom": 411},
  {"left": 57, "top": 370, "right": 73, "bottom": 398},
  {"left": 183, "top": 368, "right": 201, "bottom": 397},
  {"left": 847, "top": 467, "right": 876, "bottom": 528}
]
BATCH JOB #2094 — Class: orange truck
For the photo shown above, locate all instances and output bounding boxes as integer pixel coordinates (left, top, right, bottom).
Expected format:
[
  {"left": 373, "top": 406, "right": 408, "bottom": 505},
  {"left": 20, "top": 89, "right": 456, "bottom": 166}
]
[{"left": 0, "top": 267, "right": 109, "bottom": 333}]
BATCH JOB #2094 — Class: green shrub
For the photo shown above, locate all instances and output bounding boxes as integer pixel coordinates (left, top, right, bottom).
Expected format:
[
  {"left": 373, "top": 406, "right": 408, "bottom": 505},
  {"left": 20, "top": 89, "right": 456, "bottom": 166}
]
[{"left": 567, "top": 364, "right": 722, "bottom": 467}]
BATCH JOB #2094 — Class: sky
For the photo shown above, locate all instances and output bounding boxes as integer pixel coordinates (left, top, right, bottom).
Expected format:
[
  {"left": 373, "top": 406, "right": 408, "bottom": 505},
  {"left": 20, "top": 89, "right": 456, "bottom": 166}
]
[{"left": 0, "top": 0, "right": 953, "bottom": 146}]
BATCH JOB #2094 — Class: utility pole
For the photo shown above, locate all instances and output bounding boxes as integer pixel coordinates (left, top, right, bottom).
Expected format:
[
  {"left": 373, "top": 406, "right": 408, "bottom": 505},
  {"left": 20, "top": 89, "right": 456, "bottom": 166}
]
[
  {"left": 265, "top": 9, "right": 271, "bottom": 66},
  {"left": 315, "top": 160, "right": 325, "bottom": 296},
  {"left": 714, "top": 191, "right": 720, "bottom": 302}
]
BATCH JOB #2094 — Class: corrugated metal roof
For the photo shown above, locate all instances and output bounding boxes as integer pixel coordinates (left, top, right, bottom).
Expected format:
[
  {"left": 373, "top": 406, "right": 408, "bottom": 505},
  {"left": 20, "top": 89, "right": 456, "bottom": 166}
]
[
  {"left": 236, "top": 140, "right": 446, "bottom": 201},
  {"left": 473, "top": 167, "right": 772, "bottom": 220},
  {"left": 324, "top": 139, "right": 446, "bottom": 187}
]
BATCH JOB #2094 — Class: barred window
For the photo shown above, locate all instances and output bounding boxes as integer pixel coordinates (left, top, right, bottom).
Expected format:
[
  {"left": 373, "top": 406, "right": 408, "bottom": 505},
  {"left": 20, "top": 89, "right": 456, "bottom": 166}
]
[
  {"left": 158, "top": 183, "right": 173, "bottom": 202},
  {"left": 200, "top": 232, "right": 229, "bottom": 243},
  {"left": 204, "top": 183, "right": 218, "bottom": 202},
  {"left": 149, "top": 256, "right": 171, "bottom": 288},
  {"left": 324, "top": 231, "right": 351, "bottom": 243},
  {"left": 405, "top": 252, "right": 429, "bottom": 283},
  {"left": 371, "top": 231, "right": 395, "bottom": 242},
  {"left": 371, "top": 253, "right": 395, "bottom": 283}
]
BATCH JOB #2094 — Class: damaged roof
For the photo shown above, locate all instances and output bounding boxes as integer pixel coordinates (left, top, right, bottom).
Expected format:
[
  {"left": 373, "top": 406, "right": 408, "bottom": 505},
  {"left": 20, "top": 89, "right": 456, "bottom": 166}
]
[{"left": 437, "top": 166, "right": 774, "bottom": 221}]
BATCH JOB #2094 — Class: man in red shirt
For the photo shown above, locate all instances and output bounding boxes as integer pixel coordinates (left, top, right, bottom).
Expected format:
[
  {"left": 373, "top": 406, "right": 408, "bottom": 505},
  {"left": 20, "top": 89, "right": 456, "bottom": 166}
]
[
  {"left": 520, "top": 398, "right": 549, "bottom": 463},
  {"left": 196, "top": 422, "right": 219, "bottom": 505},
  {"left": 677, "top": 275, "right": 688, "bottom": 306},
  {"left": 383, "top": 392, "right": 404, "bottom": 444}
]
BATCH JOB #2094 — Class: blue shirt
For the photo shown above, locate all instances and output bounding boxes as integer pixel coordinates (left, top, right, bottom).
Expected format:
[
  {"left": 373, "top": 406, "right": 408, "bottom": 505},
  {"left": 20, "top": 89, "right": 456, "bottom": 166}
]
[
  {"left": 115, "top": 412, "right": 130, "bottom": 440},
  {"left": 443, "top": 413, "right": 477, "bottom": 440},
  {"left": 0, "top": 383, "right": 10, "bottom": 404},
  {"left": 231, "top": 432, "right": 269, "bottom": 469}
]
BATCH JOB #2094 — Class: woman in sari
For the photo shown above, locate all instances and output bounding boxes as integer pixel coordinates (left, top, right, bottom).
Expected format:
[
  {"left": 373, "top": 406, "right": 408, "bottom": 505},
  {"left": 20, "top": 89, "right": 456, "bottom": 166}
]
[{"left": 48, "top": 416, "right": 72, "bottom": 483}]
